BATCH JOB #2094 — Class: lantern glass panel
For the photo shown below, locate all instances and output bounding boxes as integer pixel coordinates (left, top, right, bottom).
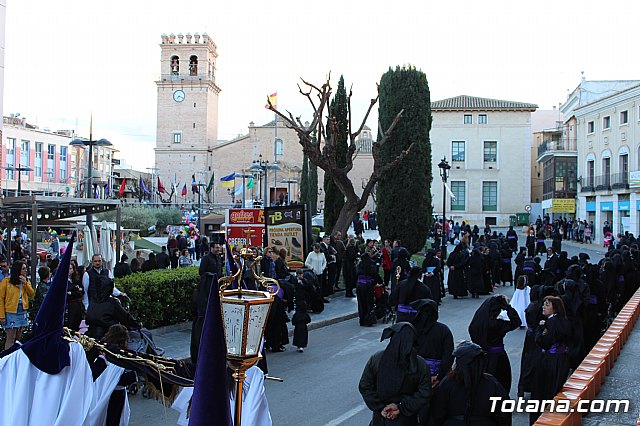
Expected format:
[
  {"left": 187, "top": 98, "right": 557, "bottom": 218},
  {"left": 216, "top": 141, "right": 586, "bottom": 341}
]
[
  {"left": 222, "top": 303, "right": 246, "bottom": 355},
  {"left": 246, "top": 303, "right": 270, "bottom": 355}
]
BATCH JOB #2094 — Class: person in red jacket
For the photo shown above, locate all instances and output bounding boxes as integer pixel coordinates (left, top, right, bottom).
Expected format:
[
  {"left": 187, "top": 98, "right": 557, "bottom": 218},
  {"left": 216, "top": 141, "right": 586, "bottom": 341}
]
[{"left": 382, "top": 239, "right": 393, "bottom": 286}]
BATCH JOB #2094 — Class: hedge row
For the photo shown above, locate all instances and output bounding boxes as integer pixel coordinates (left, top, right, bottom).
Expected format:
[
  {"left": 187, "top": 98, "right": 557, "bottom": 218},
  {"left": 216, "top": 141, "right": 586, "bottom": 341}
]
[{"left": 115, "top": 267, "right": 200, "bottom": 329}]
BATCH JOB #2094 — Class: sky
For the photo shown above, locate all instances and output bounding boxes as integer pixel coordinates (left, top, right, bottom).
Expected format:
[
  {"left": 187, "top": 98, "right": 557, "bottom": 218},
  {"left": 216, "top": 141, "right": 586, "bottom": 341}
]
[{"left": 4, "top": 0, "right": 640, "bottom": 170}]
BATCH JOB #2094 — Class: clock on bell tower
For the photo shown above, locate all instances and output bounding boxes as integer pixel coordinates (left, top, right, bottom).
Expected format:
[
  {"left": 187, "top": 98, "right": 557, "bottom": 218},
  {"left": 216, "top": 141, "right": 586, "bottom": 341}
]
[{"left": 154, "top": 32, "right": 221, "bottom": 200}]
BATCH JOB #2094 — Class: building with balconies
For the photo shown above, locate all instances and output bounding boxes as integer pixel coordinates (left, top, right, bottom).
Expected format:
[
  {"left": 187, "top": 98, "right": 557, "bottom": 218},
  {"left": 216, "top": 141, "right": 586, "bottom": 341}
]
[
  {"left": 567, "top": 80, "right": 640, "bottom": 239},
  {"left": 534, "top": 126, "right": 578, "bottom": 219}
]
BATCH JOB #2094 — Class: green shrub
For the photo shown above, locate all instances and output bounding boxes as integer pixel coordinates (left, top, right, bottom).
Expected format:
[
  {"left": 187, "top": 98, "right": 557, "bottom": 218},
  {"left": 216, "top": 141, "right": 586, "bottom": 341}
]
[
  {"left": 155, "top": 208, "right": 184, "bottom": 230},
  {"left": 115, "top": 267, "right": 200, "bottom": 329}
]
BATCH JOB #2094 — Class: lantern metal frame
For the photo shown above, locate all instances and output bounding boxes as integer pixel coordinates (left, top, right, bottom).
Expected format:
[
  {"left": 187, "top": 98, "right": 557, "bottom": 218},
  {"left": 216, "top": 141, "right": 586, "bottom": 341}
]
[{"left": 218, "top": 247, "right": 280, "bottom": 426}]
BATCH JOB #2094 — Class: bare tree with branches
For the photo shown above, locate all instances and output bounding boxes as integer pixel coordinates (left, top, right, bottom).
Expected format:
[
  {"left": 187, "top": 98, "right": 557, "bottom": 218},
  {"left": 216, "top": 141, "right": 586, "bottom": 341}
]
[{"left": 267, "top": 75, "right": 412, "bottom": 235}]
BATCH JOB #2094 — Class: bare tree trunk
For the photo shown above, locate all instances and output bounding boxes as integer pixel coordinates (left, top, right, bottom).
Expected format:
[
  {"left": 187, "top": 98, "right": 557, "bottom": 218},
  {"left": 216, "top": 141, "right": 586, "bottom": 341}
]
[{"left": 266, "top": 76, "right": 411, "bottom": 238}]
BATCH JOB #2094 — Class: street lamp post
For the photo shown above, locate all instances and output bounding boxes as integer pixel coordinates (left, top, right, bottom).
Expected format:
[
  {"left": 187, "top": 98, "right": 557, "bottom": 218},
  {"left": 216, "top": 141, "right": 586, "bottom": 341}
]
[
  {"left": 1, "top": 164, "right": 33, "bottom": 196},
  {"left": 251, "top": 154, "right": 270, "bottom": 207},
  {"left": 236, "top": 173, "right": 253, "bottom": 208},
  {"left": 70, "top": 127, "right": 112, "bottom": 230},
  {"left": 280, "top": 179, "right": 298, "bottom": 205},
  {"left": 438, "top": 157, "right": 451, "bottom": 260}
]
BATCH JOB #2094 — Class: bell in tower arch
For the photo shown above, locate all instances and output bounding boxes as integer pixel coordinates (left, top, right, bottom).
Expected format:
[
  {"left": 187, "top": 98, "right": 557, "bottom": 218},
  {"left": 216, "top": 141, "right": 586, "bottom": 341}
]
[{"left": 171, "top": 56, "right": 180, "bottom": 75}]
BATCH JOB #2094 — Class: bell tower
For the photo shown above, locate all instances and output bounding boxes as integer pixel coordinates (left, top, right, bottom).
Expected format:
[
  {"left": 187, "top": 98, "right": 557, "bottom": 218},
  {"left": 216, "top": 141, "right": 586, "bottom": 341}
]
[{"left": 154, "top": 32, "right": 220, "bottom": 200}]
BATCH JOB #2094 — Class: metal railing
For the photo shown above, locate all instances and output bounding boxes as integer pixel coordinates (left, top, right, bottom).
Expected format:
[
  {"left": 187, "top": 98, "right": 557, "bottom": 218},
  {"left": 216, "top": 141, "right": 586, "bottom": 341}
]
[
  {"left": 537, "top": 138, "right": 578, "bottom": 159},
  {"left": 581, "top": 172, "right": 630, "bottom": 192},
  {"left": 611, "top": 172, "right": 629, "bottom": 189}
]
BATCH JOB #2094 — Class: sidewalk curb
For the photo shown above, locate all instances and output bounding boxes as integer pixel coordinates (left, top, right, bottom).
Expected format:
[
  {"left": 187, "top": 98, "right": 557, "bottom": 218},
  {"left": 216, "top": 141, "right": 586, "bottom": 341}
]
[
  {"left": 150, "top": 321, "right": 192, "bottom": 336},
  {"left": 288, "top": 311, "right": 359, "bottom": 338}
]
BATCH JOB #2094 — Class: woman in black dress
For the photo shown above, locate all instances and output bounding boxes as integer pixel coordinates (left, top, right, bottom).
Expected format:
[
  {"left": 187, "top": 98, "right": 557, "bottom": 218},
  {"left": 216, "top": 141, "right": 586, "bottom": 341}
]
[
  {"left": 468, "top": 295, "right": 521, "bottom": 394},
  {"left": 530, "top": 296, "right": 571, "bottom": 424}
]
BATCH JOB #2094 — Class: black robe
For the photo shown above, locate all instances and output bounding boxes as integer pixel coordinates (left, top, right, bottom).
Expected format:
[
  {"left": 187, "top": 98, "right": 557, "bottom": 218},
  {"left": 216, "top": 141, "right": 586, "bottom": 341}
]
[
  {"left": 466, "top": 252, "right": 485, "bottom": 295},
  {"left": 526, "top": 235, "right": 536, "bottom": 258},
  {"left": 390, "top": 279, "right": 433, "bottom": 324},
  {"left": 499, "top": 248, "right": 513, "bottom": 284},
  {"left": 530, "top": 315, "right": 571, "bottom": 424},
  {"left": 517, "top": 289, "right": 547, "bottom": 397},
  {"left": 292, "top": 309, "right": 310, "bottom": 348},
  {"left": 506, "top": 229, "right": 518, "bottom": 252},
  {"left": 422, "top": 256, "right": 443, "bottom": 304},
  {"left": 447, "top": 249, "right": 468, "bottom": 297},
  {"left": 359, "top": 350, "right": 432, "bottom": 426},
  {"left": 430, "top": 373, "right": 511, "bottom": 426},
  {"left": 468, "top": 297, "right": 522, "bottom": 394}
]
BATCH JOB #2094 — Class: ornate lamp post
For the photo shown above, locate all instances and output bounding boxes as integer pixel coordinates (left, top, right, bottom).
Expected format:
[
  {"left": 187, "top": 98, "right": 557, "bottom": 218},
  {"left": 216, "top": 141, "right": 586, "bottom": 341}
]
[
  {"left": 70, "top": 123, "right": 112, "bottom": 230},
  {"left": 218, "top": 248, "right": 280, "bottom": 426},
  {"left": 251, "top": 154, "right": 270, "bottom": 207},
  {"left": 438, "top": 157, "right": 451, "bottom": 260}
]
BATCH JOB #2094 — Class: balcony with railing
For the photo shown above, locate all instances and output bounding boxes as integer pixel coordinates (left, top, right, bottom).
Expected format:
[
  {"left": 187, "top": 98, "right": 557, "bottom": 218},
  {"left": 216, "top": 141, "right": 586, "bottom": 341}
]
[
  {"left": 582, "top": 172, "right": 630, "bottom": 192},
  {"left": 537, "top": 138, "right": 578, "bottom": 162}
]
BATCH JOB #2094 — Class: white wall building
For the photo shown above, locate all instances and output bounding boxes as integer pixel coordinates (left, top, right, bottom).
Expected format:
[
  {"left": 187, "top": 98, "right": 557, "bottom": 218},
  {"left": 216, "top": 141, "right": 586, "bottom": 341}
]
[
  {"left": 430, "top": 95, "right": 537, "bottom": 227},
  {"left": 572, "top": 82, "right": 640, "bottom": 240}
]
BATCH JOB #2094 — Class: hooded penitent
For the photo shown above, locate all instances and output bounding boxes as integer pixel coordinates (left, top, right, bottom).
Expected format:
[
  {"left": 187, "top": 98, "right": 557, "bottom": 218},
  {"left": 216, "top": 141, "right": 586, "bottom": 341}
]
[
  {"left": 376, "top": 322, "right": 418, "bottom": 401},
  {"left": 468, "top": 296, "right": 505, "bottom": 348},
  {"left": 452, "top": 341, "right": 488, "bottom": 422},
  {"left": 21, "top": 233, "right": 75, "bottom": 374},
  {"left": 410, "top": 298, "right": 439, "bottom": 335}
]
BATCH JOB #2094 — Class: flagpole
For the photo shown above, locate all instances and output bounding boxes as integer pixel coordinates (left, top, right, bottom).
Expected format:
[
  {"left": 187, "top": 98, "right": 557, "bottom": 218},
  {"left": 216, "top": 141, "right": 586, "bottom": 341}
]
[{"left": 242, "top": 173, "right": 246, "bottom": 208}]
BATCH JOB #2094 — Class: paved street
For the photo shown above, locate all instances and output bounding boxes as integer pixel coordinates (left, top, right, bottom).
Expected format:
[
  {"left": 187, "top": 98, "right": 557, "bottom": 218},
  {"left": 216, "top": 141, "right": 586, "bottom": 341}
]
[{"left": 128, "top": 238, "right": 607, "bottom": 425}]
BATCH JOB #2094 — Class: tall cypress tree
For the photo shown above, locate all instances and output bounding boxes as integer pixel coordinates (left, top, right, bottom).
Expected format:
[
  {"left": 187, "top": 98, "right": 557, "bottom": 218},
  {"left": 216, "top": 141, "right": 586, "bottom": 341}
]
[
  {"left": 309, "top": 158, "right": 318, "bottom": 214},
  {"left": 300, "top": 153, "right": 309, "bottom": 206},
  {"left": 376, "top": 65, "right": 433, "bottom": 254},
  {"left": 323, "top": 76, "right": 348, "bottom": 233}
]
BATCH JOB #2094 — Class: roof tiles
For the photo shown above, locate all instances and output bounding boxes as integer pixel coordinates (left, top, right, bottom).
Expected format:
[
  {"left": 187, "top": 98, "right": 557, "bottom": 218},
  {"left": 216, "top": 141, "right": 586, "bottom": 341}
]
[{"left": 431, "top": 95, "right": 537, "bottom": 111}]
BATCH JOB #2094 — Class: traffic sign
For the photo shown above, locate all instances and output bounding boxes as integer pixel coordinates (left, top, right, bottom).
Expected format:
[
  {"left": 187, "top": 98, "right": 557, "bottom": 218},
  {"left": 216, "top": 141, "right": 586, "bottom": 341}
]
[{"left": 524, "top": 204, "right": 532, "bottom": 213}]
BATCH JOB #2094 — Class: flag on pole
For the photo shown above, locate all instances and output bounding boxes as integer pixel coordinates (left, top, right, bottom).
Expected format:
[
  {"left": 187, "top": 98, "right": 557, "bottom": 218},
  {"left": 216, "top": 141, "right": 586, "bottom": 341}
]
[
  {"left": 158, "top": 177, "right": 166, "bottom": 194},
  {"left": 119, "top": 178, "right": 126, "bottom": 197},
  {"left": 220, "top": 172, "right": 235, "bottom": 189},
  {"left": 181, "top": 184, "right": 187, "bottom": 196},
  {"left": 191, "top": 174, "right": 199, "bottom": 194},
  {"left": 140, "top": 176, "right": 150, "bottom": 194},
  {"left": 206, "top": 172, "right": 215, "bottom": 193},
  {"left": 246, "top": 177, "right": 254, "bottom": 189},
  {"left": 265, "top": 92, "right": 277, "bottom": 109}
]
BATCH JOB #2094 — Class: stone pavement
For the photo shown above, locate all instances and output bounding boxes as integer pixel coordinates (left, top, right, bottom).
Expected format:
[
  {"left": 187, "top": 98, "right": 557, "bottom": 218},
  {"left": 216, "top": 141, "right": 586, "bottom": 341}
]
[
  {"left": 152, "top": 290, "right": 358, "bottom": 361},
  {"left": 581, "top": 315, "right": 640, "bottom": 425}
]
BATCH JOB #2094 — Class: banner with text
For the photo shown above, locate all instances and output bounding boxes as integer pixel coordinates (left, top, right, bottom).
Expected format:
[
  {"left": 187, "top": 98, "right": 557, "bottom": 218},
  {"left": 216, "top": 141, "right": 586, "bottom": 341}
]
[
  {"left": 225, "top": 208, "right": 265, "bottom": 248},
  {"left": 264, "top": 204, "right": 311, "bottom": 270}
]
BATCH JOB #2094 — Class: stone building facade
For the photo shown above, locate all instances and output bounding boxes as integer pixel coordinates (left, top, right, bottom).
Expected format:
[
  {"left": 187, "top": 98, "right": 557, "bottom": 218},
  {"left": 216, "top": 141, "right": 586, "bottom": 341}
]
[
  {"left": 154, "top": 33, "right": 220, "bottom": 203},
  {"left": 430, "top": 95, "right": 537, "bottom": 227}
]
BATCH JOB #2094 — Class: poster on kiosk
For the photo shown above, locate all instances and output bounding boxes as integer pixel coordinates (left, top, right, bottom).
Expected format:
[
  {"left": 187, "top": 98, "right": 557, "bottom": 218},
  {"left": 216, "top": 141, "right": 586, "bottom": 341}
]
[
  {"left": 225, "top": 208, "right": 265, "bottom": 248},
  {"left": 264, "top": 204, "right": 311, "bottom": 270}
]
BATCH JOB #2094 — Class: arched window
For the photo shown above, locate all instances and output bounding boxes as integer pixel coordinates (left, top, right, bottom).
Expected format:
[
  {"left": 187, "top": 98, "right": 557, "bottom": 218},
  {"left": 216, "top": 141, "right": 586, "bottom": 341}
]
[
  {"left": 274, "top": 138, "right": 283, "bottom": 160},
  {"left": 189, "top": 55, "right": 198, "bottom": 76},
  {"left": 170, "top": 55, "right": 179, "bottom": 75}
]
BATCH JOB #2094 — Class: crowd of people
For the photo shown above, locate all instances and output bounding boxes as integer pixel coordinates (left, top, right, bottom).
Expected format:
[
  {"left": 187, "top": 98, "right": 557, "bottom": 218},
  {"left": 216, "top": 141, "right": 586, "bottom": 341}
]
[
  {"left": 3, "top": 214, "right": 640, "bottom": 424},
  {"left": 356, "top": 218, "right": 639, "bottom": 425}
]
